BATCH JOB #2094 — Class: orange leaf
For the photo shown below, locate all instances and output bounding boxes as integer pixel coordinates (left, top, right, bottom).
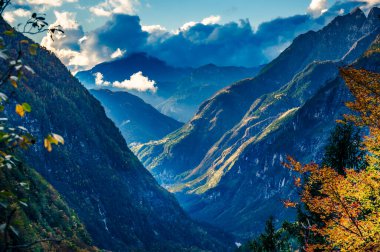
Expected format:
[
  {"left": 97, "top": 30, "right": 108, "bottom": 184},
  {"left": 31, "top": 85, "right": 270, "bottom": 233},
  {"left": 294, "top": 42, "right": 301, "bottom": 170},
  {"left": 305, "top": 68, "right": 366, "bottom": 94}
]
[{"left": 15, "top": 104, "right": 25, "bottom": 117}]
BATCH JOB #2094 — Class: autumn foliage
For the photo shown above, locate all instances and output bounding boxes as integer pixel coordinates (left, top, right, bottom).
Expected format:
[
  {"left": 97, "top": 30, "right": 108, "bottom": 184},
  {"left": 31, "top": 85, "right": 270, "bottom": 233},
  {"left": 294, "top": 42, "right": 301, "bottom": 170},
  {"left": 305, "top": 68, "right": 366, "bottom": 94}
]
[
  {"left": 341, "top": 68, "right": 380, "bottom": 169},
  {"left": 284, "top": 68, "right": 380, "bottom": 251}
]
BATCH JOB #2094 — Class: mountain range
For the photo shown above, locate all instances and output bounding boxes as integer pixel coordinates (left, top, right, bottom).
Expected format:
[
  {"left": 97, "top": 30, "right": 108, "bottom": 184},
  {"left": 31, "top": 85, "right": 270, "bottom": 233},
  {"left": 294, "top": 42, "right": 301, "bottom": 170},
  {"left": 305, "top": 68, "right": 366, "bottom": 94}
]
[
  {"left": 77, "top": 53, "right": 262, "bottom": 122},
  {"left": 2, "top": 4, "right": 380, "bottom": 251},
  {"left": 133, "top": 7, "right": 380, "bottom": 238},
  {"left": 0, "top": 18, "right": 233, "bottom": 251},
  {"left": 89, "top": 89, "right": 183, "bottom": 145}
]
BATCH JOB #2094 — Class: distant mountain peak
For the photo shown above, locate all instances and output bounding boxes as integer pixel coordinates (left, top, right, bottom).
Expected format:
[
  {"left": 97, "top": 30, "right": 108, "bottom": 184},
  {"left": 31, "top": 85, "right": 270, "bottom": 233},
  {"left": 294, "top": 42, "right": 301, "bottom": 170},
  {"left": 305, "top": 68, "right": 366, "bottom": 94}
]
[
  {"left": 367, "top": 7, "right": 380, "bottom": 24},
  {"left": 350, "top": 6, "right": 364, "bottom": 15}
]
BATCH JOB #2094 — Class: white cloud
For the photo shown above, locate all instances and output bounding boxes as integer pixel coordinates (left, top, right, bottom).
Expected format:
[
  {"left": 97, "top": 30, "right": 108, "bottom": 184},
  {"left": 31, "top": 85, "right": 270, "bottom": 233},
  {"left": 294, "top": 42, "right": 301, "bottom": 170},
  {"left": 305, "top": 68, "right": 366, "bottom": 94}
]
[
  {"left": 41, "top": 11, "right": 81, "bottom": 52},
  {"left": 142, "top": 24, "right": 170, "bottom": 43},
  {"left": 3, "top": 8, "right": 31, "bottom": 24},
  {"left": 111, "top": 48, "right": 126, "bottom": 59},
  {"left": 94, "top": 71, "right": 157, "bottom": 92},
  {"left": 201, "top": 15, "right": 221, "bottom": 25},
  {"left": 41, "top": 11, "right": 103, "bottom": 74},
  {"left": 51, "top": 11, "right": 80, "bottom": 29},
  {"left": 94, "top": 72, "right": 111, "bottom": 86},
  {"left": 90, "top": 0, "right": 139, "bottom": 17},
  {"left": 365, "top": 0, "right": 380, "bottom": 5},
  {"left": 179, "top": 15, "right": 221, "bottom": 31},
  {"left": 142, "top": 24, "right": 166, "bottom": 33},
  {"left": 113, "top": 71, "right": 157, "bottom": 92},
  {"left": 15, "top": 0, "right": 77, "bottom": 7},
  {"left": 308, "top": 0, "right": 328, "bottom": 17}
]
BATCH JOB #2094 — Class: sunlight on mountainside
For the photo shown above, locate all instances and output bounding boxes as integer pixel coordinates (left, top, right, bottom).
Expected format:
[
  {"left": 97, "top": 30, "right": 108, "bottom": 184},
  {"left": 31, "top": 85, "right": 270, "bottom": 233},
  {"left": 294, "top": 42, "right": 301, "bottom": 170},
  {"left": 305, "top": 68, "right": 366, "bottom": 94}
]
[{"left": 1, "top": 1, "right": 380, "bottom": 251}]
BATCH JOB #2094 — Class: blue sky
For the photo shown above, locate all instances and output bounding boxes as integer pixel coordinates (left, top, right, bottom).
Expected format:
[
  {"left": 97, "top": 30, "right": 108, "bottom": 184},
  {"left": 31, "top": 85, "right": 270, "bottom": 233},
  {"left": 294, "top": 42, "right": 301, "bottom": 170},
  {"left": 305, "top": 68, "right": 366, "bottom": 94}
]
[
  {"left": 5, "top": 0, "right": 379, "bottom": 73},
  {"left": 10, "top": 0, "right": 334, "bottom": 33},
  {"left": 137, "top": 0, "right": 312, "bottom": 30}
]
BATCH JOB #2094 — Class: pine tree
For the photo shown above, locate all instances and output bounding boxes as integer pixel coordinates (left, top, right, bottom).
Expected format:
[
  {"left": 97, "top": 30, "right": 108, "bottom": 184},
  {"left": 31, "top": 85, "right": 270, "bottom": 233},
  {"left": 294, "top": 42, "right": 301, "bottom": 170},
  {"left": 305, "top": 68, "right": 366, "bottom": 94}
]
[
  {"left": 260, "top": 217, "right": 277, "bottom": 252},
  {"left": 322, "top": 122, "right": 366, "bottom": 174}
]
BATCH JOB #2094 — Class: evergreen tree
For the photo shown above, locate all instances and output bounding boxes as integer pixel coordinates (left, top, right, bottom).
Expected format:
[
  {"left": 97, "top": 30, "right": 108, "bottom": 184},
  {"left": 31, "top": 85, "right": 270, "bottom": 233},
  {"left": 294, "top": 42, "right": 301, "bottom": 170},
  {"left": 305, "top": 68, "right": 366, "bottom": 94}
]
[
  {"left": 260, "top": 217, "right": 277, "bottom": 252},
  {"left": 322, "top": 122, "right": 366, "bottom": 174}
]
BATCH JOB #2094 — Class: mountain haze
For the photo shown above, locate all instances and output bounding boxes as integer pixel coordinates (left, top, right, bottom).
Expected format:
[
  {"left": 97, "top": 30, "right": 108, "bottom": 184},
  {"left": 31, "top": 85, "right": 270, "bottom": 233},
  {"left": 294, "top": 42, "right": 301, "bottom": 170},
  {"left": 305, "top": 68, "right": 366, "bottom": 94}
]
[
  {"left": 90, "top": 89, "right": 183, "bottom": 145},
  {"left": 77, "top": 53, "right": 261, "bottom": 122}
]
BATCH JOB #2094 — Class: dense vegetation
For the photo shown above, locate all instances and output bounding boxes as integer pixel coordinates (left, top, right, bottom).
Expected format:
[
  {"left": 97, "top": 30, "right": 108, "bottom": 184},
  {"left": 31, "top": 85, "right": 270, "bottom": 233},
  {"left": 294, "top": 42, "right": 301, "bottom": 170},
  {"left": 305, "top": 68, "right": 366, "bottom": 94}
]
[
  {"left": 240, "top": 45, "right": 380, "bottom": 251},
  {"left": 0, "top": 162, "right": 96, "bottom": 251}
]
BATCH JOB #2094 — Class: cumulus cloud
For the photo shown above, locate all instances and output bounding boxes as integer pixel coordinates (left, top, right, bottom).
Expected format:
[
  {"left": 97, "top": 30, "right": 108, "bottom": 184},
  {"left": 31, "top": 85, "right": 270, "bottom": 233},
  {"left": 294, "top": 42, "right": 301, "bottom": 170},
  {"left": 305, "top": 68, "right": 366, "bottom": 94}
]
[
  {"left": 111, "top": 48, "right": 126, "bottom": 59},
  {"left": 94, "top": 71, "right": 157, "bottom": 92},
  {"left": 3, "top": 8, "right": 31, "bottom": 24},
  {"left": 142, "top": 24, "right": 166, "bottom": 33},
  {"left": 94, "top": 72, "right": 111, "bottom": 86},
  {"left": 142, "top": 25, "right": 170, "bottom": 43},
  {"left": 44, "top": 0, "right": 378, "bottom": 72},
  {"left": 41, "top": 11, "right": 83, "bottom": 50},
  {"left": 201, "top": 15, "right": 222, "bottom": 25},
  {"left": 90, "top": 0, "right": 139, "bottom": 17},
  {"left": 179, "top": 15, "right": 221, "bottom": 31},
  {"left": 308, "top": 0, "right": 328, "bottom": 17},
  {"left": 15, "top": 0, "right": 77, "bottom": 7},
  {"left": 41, "top": 11, "right": 102, "bottom": 73}
]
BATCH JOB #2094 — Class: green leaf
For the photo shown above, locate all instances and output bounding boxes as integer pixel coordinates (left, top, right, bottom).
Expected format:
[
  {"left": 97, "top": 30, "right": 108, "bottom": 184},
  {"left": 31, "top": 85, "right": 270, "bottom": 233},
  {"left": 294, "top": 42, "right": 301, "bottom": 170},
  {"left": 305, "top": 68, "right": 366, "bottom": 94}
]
[
  {"left": 3, "top": 30, "right": 14, "bottom": 36},
  {"left": 22, "top": 103, "right": 31, "bottom": 113}
]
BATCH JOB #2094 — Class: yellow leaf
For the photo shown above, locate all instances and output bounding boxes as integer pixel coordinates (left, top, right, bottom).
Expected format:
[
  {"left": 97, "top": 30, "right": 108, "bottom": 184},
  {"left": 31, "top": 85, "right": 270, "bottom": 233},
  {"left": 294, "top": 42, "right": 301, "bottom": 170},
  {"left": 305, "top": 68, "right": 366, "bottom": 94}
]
[
  {"left": 29, "top": 44, "right": 38, "bottom": 56},
  {"left": 47, "top": 135, "right": 58, "bottom": 145},
  {"left": 3, "top": 30, "right": 14, "bottom": 36},
  {"left": 15, "top": 104, "right": 25, "bottom": 117},
  {"left": 10, "top": 79, "right": 17, "bottom": 88},
  {"left": 20, "top": 40, "right": 29, "bottom": 44},
  {"left": 44, "top": 138, "right": 52, "bottom": 152},
  {"left": 44, "top": 133, "right": 64, "bottom": 152},
  {"left": 52, "top": 133, "right": 64, "bottom": 144}
]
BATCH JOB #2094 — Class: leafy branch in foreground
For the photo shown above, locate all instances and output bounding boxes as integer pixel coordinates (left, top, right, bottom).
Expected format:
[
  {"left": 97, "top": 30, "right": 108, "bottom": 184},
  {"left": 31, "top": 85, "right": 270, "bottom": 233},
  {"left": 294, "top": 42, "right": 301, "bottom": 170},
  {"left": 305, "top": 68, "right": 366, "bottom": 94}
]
[
  {"left": 0, "top": 2, "right": 67, "bottom": 250},
  {"left": 282, "top": 68, "right": 380, "bottom": 251}
]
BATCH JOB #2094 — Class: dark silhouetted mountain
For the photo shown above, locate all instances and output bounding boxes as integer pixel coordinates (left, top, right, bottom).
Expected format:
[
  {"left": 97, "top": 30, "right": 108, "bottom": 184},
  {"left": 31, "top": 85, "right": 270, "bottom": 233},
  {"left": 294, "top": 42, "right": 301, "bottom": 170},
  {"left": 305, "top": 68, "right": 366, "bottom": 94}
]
[
  {"left": 76, "top": 53, "right": 261, "bottom": 122},
  {"left": 90, "top": 89, "right": 183, "bottom": 145},
  {"left": 0, "top": 18, "right": 233, "bottom": 251},
  {"left": 134, "top": 8, "right": 380, "bottom": 238}
]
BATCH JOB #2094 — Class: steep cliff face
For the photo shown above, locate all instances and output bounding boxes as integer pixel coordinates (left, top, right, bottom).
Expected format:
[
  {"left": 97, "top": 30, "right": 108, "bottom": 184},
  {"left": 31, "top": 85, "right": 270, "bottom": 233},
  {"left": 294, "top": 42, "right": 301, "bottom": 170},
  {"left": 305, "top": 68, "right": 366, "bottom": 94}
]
[
  {"left": 0, "top": 19, "right": 232, "bottom": 251},
  {"left": 90, "top": 89, "right": 183, "bottom": 145},
  {"left": 134, "top": 8, "right": 380, "bottom": 238},
  {"left": 135, "top": 8, "right": 379, "bottom": 184},
  {"left": 180, "top": 39, "right": 380, "bottom": 237}
]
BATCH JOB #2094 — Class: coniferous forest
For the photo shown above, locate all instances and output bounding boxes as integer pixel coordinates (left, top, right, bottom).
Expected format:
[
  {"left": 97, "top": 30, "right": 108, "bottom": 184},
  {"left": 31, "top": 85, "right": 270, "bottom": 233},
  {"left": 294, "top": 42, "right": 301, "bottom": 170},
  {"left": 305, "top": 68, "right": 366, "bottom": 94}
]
[{"left": 1, "top": 1, "right": 380, "bottom": 251}]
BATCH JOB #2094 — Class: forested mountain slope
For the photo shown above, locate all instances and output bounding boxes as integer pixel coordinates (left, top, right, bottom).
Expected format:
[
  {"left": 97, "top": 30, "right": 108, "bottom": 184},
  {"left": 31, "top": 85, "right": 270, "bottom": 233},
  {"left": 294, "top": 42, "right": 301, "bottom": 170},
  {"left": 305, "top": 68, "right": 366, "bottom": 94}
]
[
  {"left": 0, "top": 162, "right": 97, "bottom": 251},
  {"left": 0, "top": 18, "right": 233, "bottom": 251}
]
